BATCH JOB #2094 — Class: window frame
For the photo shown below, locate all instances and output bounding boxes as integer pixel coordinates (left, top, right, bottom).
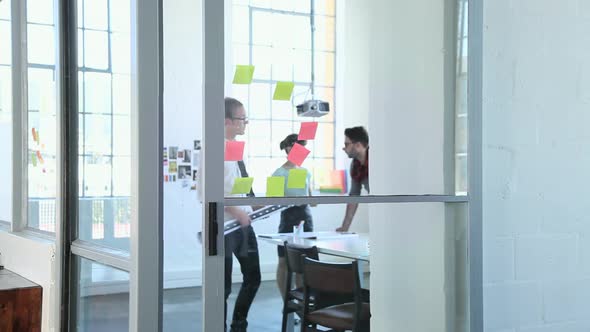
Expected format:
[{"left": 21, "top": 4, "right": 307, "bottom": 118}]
[
  {"left": 232, "top": 3, "right": 337, "bottom": 193},
  {"left": 17, "top": 0, "right": 133, "bottom": 236}
]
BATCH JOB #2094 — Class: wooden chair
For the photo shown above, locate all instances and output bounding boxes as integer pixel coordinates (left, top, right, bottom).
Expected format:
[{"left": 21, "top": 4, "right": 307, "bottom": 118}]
[
  {"left": 281, "top": 242, "right": 320, "bottom": 332},
  {"left": 301, "top": 257, "right": 371, "bottom": 332}
]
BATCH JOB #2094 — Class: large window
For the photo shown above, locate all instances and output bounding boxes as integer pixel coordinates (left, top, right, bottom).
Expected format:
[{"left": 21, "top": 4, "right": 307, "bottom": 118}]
[
  {"left": 23, "top": 0, "right": 131, "bottom": 240},
  {"left": 77, "top": 0, "right": 131, "bottom": 246},
  {"left": 0, "top": 0, "right": 12, "bottom": 223},
  {"left": 231, "top": 0, "right": 336, "bottom": 194},
  {"left": 27, "top": 0, "right": 58, "bottom": 232}
]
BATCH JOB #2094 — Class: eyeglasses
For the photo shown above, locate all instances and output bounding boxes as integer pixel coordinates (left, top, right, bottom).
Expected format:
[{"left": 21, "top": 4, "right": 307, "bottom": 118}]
[{"left": 232, "top": 116, "right": 248, "bottom": 122}]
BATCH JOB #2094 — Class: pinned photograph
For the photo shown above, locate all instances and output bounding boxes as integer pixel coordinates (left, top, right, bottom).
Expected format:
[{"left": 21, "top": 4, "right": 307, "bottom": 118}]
[
  {"left": 178, "top": 150, "right": 185, "bottom": 160},
  {"left": 183, "top": 149, "right": 192, "bottom": 163},
  {"left": 194, "top": 140, "right": 201, "bottom": 150},
  {"left": 169, "top": 146, "right": 178, "bottom": 159},
  {"left": 163, "top": 147, "right": 168, "bottom": 161},
  {"left": 169, "top": 161, "right": 178, "bottom": 173},
  {"left": 178, "top": 165, "right": 191, "bottom": 179}
]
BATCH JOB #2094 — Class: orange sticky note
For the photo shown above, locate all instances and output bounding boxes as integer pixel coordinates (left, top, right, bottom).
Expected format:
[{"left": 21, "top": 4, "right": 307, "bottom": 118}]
[
  {"left": 32, "top": 128, "right": 38, "bottom": 143},
  {"left": 287, "top": 143, "right": 310, "bottom": 166},
  {"left": 225, "top": 141, "right": 245, "bottom": 161},
  {"left": 298, "top": 122, "right": 318, "bottom": 140},
  {"left": 36, "top": 150, "right": 44, "bottom": 164}
]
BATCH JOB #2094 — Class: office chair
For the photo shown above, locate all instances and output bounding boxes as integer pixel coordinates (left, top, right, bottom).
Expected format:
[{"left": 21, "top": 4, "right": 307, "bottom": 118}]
[
  {"left": 281, "top": 242, "right": 320, "bottom": 332},
  {"left": 301, "top": 257, "right": 371, "bottom": 332}
]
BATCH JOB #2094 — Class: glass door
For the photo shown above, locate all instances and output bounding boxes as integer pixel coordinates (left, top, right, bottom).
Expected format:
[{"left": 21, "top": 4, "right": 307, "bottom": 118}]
[{"left": 201, "top": 0, "right": 481, "bottom": 331}]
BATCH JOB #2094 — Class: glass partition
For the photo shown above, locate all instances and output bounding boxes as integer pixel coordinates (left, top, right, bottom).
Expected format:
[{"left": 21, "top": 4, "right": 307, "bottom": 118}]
[
  {"left": 220, "top": 201, "right": 469, "bottom": 332},
  {"left": 0, "top": 0, "right": 12, "bottom": 223},
  {"left": 77, "top": 0, "right": 132, "bottom": 250},
  {"left": 76, "top": 257, "right": 130, "bottom": 331},
  {"left": 222, "top": 0, "right": 468, "bottom": 199}
]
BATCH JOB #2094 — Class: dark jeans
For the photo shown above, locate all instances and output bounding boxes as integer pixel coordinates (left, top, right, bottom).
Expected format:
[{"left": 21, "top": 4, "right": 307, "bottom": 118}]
[
  {"left": 277, "top": 205, "right": 314, "bottom": 257},
  {"left": 224, "top": 226, "right": 261, "bottom": 331}
]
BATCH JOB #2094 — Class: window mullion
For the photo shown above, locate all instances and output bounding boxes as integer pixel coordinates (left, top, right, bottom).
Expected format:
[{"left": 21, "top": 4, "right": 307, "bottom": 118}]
[{"left": 11, "top": 0, "right": 28, "bottom": 232}]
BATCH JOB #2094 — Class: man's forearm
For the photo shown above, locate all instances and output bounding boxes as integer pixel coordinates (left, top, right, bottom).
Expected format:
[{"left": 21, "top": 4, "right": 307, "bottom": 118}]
[
  {"left": 341, "top": 202, "right": 359, "bottom": 230},
  {"left": 225, "top": 206, "right": 251, "bottom": 226},
  {"left": 225, "top": 206, "right": 242, "bottom": 219}
]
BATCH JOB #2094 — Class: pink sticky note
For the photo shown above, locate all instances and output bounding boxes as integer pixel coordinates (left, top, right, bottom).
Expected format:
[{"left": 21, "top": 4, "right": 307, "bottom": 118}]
[
  {"left": 298, "top": 122, "right": 318, "bottom": 140},
  {"left": 225, "top": 141, "right": 245, "bottom": 161},
  {"left": 287, "top": 143, "right": 310, "bottom": 166}
]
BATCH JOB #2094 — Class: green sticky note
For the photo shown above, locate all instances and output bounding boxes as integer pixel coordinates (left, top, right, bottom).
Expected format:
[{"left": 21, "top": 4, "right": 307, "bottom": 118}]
[
  {"left": 266, "top": 176, "right": 285, "bottom": 197},
  {"left": 287, "top": 169, "right": 307, "bottom": 189},
  {"left": 232, "top": 65, "right": 255, "bottom": 84},
  {"left": 231, "top": 177, "right": 254, "bottom": 194},
  {"left": 31, "top": 152, "right": 38, "bottom": 167},
  {"left": 273, "top": 81, "right": 295, "bottom": 101}
]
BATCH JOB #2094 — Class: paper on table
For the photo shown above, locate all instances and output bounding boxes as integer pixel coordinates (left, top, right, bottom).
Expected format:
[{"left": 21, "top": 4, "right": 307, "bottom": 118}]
[
  {"left": 287, "top": 168, "right": 307, "bottom": 189},
  {"left": 258, "top": 231, "right": 358, "bottom": 239},
  {"left": 298, "top": 122, "right": 318, "bottom": 140},
  {"left": 231, "top": 177, "right": 254, "bottom": 194},
  {"left": 225, "top": 140, "right": 245, "bottom": 161},
  {"left": 266, "top": 176, "right": 285, "bottom": 197},
  {"left": 232, "top": 65, "right": 255, "bottom": 84},
  {"left": 272, "top": 81, "right": 295, "bottom": 101},
  {"left": 287, "top": 143, "right": 310, "bottom": 166}
]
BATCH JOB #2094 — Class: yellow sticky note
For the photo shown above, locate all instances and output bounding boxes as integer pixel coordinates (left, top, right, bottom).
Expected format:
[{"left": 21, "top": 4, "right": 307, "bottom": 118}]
[
  {"left": 273, "top": 81, "right": 295, "bottom": 101},
  {"left": 231, "top": 177, "right": 254, "bottom": 194},
  {"left": 266, "top": 176, "right": 285, "bottom": 197},
  {"left": 287, "top": 169, "right": 307, "bottom": 189},
  {"left": 232, "top": 65, "right": 255, "bottom": 84}
]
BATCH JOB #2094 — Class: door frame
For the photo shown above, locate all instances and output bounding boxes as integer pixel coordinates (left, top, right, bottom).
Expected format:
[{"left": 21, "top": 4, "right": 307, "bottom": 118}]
[{"left": 200, "top": 1, "right": 483, "bottom": 332}]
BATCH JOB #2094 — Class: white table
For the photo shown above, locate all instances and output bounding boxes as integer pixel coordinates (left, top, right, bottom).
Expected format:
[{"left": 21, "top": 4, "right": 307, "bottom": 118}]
[{"left": 258, "top": 231, "right": 370, "bottom": 262}]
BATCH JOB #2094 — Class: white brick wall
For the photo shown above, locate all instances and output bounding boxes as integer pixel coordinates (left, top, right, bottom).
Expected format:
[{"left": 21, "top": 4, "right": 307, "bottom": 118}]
[{"left": 483, "top": 0, "right": 590, "bottom": 330}]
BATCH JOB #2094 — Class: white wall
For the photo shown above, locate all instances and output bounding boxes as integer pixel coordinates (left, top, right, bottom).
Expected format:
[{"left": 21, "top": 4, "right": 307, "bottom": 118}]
[
  {"left": 0, "top": 232, "right": 56, "bottom": 332},
  {"left": 483, "top": 1, "right": 590, "bottom": 331},
  {"left": 364, "top": 0, "right": 459, "bottom": 331}
]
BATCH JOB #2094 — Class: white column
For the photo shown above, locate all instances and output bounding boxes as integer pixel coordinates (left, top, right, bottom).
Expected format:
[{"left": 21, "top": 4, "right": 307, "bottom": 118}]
[{"left": 366, "top": 0, "right": 458, "bottom": 330}]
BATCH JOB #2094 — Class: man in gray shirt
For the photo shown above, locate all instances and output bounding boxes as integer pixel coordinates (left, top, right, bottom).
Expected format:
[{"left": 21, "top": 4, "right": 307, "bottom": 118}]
[{"left": 337, "top": 126, "right": 369, "bottom": 232}]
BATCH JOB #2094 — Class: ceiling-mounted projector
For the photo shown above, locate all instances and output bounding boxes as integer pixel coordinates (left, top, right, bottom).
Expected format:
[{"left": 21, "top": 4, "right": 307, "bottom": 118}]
[
  {"left": 296, "top": 0, "right": 330, "bottom": 118},
  {"left": 297, "top": 99, "right": 329, "bottom": 118}
]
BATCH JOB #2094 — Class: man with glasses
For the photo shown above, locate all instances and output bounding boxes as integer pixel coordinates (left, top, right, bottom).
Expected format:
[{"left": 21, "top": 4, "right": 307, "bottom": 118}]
[
  {"left": 222, "top": 97, "right": 260, "bottom": 332},
  {"left": 337, "top": 126, "right": 370, "bottom": 232}
]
